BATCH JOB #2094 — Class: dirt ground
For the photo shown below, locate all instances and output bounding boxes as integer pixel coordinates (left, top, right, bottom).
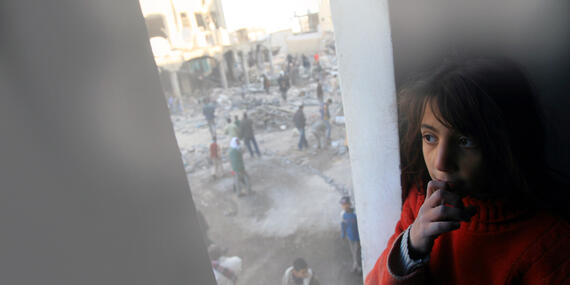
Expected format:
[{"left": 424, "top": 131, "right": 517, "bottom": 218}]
[{"left": 171, "top": 65, "right": 363, "bottom": 284}]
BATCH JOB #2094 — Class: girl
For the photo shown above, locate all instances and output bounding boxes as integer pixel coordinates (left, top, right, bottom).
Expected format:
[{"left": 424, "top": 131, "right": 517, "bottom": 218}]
[{"left": 365, "top": 58, "right": 569, "bottom": 284}]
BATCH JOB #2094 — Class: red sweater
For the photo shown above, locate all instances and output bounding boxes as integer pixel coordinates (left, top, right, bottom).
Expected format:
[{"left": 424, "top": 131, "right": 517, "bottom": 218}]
[{"left": 365, "top": 188, "right": 570, "bottom": 284}]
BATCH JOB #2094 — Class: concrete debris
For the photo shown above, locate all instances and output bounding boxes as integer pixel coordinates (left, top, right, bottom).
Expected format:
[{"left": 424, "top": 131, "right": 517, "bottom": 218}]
[
  {"left": 331, "top": 139, "right": 344, "bottom": 148},
  {"left": 247, "top": 105, "right": 293, "bottom": 130},
  {"left": 334, "top": 116, "right": 345, "bottom": 125}
]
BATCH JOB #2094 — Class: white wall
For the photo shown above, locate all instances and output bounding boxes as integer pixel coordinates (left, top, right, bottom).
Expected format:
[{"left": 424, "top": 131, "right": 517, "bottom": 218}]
[
  {"left": 318, "top": 0, "right": 334, "bottom": 32},
  {"left": 0, "top": 0, "right": 215, "bottom": 284},
  {"left": 330, "top": 0, "right": 402, "bottom": 276},
  {"left": 285, "top": 32, "right": 324, "bottom": 56}
]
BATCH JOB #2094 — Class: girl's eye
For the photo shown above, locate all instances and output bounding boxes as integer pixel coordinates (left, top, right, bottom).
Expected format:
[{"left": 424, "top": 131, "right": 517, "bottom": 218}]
[
  {"left": 423, "top": 134, "right": 437, "bottom": 144},
  {"left": 458, "top": 136, "right": 476, "bottom": 148}
]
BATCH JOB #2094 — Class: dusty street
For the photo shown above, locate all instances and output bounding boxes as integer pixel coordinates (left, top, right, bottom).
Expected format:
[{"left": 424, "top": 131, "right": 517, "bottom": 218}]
[{"left": 170, "top": 68, "right": 363, "bottom": 284}]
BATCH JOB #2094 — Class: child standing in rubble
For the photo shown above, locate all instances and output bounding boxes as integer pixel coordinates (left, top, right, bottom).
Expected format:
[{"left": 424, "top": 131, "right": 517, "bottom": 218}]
[
  {"left": 224, "top": 118, "right": 240, "bottom": 140},
  {"left": 340, "top": 196, "right": 362, "bottom": 274},
  {"left": 209, "top": 136, "right": 223, "bottom": 179}
]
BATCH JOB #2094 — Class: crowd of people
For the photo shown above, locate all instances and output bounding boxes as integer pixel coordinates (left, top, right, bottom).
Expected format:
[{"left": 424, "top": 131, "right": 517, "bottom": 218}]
[
  {"left": 189, "top": 56, "right": 363, "bottom": 284},
  {"left": 198, "top": 55, "right": 339, "bottom": 198},
  {"left": 206, "top": 109, "right": 259, "bottom": 197}
]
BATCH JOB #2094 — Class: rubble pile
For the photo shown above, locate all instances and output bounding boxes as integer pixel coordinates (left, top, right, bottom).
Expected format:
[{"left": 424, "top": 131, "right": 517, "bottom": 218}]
[{"left": 247, "top": 105, "right": 293, "bottom": 131}]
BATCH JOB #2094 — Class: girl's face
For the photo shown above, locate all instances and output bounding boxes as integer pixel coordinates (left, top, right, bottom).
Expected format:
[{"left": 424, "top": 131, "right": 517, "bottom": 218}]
[{"left": 420, "top": 102, "right": 484, "bottom": 194}]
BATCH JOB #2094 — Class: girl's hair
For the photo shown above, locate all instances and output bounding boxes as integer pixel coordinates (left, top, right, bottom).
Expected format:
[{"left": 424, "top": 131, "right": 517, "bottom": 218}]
[{"left": 398, "top": 58, "right": 548, "bottom": 205}]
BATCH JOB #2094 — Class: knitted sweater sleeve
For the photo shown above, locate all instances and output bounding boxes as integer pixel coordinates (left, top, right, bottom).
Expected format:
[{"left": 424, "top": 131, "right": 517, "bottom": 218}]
[{"left": 365, "top": 189, "right": 430, "bottom": 285}]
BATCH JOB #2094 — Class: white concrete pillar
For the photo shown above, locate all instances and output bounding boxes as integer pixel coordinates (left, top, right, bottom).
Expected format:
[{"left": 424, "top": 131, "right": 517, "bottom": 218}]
[
  {"left": 218, "top": 56, "right": 228, "bottom": 89},
  {"left": 330, "top": 0, "right": 402, "bottom": 275}
]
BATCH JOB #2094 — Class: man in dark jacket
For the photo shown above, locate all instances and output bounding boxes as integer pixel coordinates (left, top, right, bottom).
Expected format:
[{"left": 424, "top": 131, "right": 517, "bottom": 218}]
[
  {"left": 316, "top": 80, "right": 323, "bottom": 103},
  {"left": 202, "top": 98, "right": 216, "bottom": 139},
  {"left": 302, "top": 54, "right": 310, "bottom": 70},
  {"left": 278, "top": 72, "right": 290, "bottom": 101},
  {"left": 293, "top": 105, "right": 308, "bottom": 150},
  {"left": 239, "top": 113, "right": 261, "bottom": 158},
  {"left": 262, "top": 74, "right": 270, "bottom": 94}
]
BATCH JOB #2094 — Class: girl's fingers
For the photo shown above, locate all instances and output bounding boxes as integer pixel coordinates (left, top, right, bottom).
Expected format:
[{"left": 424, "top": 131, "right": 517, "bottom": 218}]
[
  {"left": 424, "top": 221, "right": 461, "bottom": 237},
  {"left": 427, "top": 205, "right": 470, "bottom": 222},
  {"left": 426, "top": 180, "right": 447, "bottom": 197},
  {"left": 427, "top": 189, "right": 464, "bottom": 209}
]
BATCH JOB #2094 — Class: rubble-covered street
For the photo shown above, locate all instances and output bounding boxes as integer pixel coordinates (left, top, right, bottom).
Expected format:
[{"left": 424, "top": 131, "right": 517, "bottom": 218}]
[{"left": 170, "top": 54, "right": 362, "bottom": 284}]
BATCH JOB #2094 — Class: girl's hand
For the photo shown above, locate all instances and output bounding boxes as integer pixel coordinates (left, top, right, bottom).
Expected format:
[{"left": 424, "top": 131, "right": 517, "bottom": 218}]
[{"left": 409, "top": 180, "right": 476, "bottom": 256}]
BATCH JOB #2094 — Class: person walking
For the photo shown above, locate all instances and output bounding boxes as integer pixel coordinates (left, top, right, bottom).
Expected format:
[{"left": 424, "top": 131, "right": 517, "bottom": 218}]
[
  {"left": 229, "top": 138, "right": 251, "bottom": 197},
  {"left": 209, "top": 136, "right": 224, "bottom": 179},
  {"left": 302, "top": 54, "right": 311, "bottom": 70},
  {"left": 262, "top": 74, "right": 271, "bottom": 94},
  {"left": 202, "top": 98, "right": 216, "bottom": 139},
  {"left": 293, "top": 105, "right": 309, "bottom": 150},
  {"left": 316, "top": 80, "right": 324, "bottom": 103},
  {"left": 239, "top": 113, "right": 261, "bottom": 158},
  {"left": 320, "top": 99, "right": 332, "bottom": 142},
  {"left": 340, "top": 196, "right": 362, "bottom": 274},
  {"left": 278, "top": 72, "right": 290, "bottom": 101}
]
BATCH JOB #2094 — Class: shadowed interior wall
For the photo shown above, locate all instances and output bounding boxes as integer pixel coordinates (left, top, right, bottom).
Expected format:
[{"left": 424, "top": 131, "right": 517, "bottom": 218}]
[
  {"left": 0, "top": 0, "right": 215, "bottom": 284},
  {"left": 389, "top": 0, "right": 570, "bottom": 180}
]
